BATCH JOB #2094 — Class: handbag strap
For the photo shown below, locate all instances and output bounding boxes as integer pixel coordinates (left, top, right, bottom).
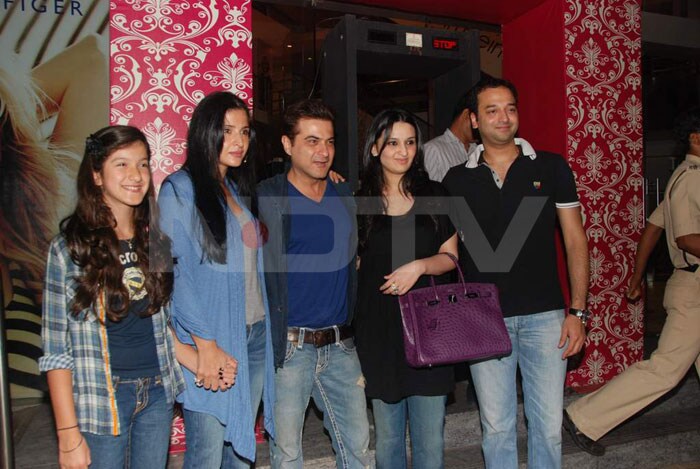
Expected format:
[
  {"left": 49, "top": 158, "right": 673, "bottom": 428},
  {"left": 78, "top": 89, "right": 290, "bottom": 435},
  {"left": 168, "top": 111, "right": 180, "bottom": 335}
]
[{"left": 427, "top": 252, "right": 467, "bottom": 300}]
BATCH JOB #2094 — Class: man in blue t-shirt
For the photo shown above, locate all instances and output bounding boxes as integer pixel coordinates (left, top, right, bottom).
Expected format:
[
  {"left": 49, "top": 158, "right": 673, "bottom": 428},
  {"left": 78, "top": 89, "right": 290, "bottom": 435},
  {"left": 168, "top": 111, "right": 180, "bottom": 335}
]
[
  {"left": 257, "top": 100, "right": 370, "bottom": 468},
  {"left": 442, "top": 77, "right": 590, "bottom": 469}
]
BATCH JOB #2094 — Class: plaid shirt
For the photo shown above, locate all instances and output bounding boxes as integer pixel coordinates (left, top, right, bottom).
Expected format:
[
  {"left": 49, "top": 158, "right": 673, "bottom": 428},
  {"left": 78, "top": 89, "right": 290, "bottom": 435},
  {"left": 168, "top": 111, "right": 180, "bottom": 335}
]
[{"left": 39, "top": 236, "right": 185, "bottom": 436}]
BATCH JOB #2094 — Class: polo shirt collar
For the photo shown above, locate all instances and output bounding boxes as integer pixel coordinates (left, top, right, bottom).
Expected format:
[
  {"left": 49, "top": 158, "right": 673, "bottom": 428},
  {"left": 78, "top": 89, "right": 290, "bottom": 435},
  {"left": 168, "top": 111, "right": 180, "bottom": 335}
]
[{"left": 466, "top": 137, "right": 537, "bottom": 168}]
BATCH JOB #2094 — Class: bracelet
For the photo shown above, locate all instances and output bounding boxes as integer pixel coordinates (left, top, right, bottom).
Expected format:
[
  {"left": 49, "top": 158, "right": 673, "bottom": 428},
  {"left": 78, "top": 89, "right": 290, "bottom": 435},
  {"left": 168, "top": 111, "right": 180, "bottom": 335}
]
[
  {"left": 59, "top": 436, "right": 84, "bottom": 453},
  {"left": 56, "top": 424, "right": 79, "bottom": 432}
]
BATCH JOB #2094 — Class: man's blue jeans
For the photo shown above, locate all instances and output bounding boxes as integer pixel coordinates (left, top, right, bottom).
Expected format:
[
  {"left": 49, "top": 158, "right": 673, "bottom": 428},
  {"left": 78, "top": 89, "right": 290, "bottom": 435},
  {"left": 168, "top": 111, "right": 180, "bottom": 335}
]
[
  {"left": 371, "top": 395, "right": 447, "bottom": 469},
  {"left": 223, "top": 320, "right": 267, "bottom": 468},
  {"left": 469, "top": 309, "right": 567, "bottom": 469},
  {"left": 83, "top": 375, "right": 173, "bottom": 469},
  {"left": 270, "top": 336, "right": 370, "bottom": 469}
]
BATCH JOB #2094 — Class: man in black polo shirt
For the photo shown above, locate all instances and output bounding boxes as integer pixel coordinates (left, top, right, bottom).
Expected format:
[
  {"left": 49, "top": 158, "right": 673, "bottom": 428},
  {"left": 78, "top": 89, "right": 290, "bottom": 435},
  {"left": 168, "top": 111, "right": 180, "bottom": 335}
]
[{"left": 442, "top": 77, "right": 589, "bottom": 469}]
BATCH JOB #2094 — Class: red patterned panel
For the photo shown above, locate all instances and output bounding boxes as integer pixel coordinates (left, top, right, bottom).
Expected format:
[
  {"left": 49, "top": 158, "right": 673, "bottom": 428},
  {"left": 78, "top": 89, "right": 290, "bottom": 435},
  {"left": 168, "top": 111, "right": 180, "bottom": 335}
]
[
  {"left": 109, "top": 0, "right": 254, "bottom": 452},
  {"left": 109, "top": 0, "right": 253, "bottom": 188},
  {"left": 564, "top": 0, "right": 644, "bottom": 389},
  {"left": 170, "top": 415, "right": 186, "bottom": 453}
]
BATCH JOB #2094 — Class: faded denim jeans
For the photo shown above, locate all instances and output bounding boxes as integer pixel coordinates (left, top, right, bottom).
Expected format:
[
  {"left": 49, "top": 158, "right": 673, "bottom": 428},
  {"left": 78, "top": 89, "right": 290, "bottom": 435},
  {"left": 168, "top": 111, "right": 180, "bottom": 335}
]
[
  {"left": 469, "top": 309, "right": 567, "bottom": 469},
  {"left": 372, "top": 394, "right": 447, "bottom": 469},
  {"left": 270, "top": 336, "right": 371, "bottom": 469},
  {"left": 83, "top": 375, "right": 172, "bottom": 469}
]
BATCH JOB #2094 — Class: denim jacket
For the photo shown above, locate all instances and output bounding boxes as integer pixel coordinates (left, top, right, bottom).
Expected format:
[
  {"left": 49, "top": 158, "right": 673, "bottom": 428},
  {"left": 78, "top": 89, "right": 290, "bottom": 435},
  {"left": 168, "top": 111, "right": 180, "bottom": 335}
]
[
  {"left": 159, "top": 170, "right": 276, "bottom": 460},
  {"left": 257, "top": 173, "right": 358, "bottom": 368}
]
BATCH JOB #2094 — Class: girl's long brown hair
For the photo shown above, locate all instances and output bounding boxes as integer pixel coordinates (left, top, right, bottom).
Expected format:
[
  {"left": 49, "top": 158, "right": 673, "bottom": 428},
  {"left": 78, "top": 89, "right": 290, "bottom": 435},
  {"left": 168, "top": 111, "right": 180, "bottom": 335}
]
[{"left": 61, "top": 125, "right": 172, "bottom": 322}]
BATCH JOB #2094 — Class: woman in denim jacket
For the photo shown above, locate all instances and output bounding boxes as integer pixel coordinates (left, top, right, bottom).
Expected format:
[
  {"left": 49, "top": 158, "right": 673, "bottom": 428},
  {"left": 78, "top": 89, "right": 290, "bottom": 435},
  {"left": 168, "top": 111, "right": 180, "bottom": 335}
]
[{"left": 158, "top": 91, "right": 275, "bottom": 468}]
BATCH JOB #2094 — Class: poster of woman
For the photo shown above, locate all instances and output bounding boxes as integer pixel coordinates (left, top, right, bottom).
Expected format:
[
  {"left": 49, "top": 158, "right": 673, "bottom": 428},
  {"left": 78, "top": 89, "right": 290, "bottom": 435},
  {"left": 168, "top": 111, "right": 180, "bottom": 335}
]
[{"left": 0, "top": 0, "right": 109, "bottom": 400}]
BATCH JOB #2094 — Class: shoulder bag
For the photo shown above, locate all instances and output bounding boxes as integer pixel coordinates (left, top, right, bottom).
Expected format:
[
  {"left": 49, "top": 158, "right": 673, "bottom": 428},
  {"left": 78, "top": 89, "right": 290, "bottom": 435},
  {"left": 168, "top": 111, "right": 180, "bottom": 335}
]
[{"left": 398, "top": 252, "right": 512, "bottom": 367}]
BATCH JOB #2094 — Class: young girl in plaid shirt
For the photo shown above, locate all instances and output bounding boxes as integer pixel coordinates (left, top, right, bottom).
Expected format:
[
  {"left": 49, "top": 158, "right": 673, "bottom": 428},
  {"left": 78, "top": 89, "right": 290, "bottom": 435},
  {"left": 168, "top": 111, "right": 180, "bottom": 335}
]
[{"left": 39, "top": 126, "right": 191, "bottom": 468}]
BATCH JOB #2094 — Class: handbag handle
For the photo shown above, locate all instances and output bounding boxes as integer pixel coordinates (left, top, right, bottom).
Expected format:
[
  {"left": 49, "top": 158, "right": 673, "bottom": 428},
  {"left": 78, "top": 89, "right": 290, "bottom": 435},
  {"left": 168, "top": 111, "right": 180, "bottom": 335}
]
[{"left": 426, "top": 252, "right": 467, "bottom": 302}]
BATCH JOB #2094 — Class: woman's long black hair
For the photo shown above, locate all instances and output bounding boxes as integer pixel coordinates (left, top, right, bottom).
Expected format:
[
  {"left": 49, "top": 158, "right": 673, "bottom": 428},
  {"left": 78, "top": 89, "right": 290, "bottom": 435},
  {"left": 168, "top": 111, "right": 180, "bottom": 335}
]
[
  {"left": 357, "top": 108, "right": 429, "bottom": 253},
  {"left": 183, "top": 91, "right": 258, "bottom": 264}
]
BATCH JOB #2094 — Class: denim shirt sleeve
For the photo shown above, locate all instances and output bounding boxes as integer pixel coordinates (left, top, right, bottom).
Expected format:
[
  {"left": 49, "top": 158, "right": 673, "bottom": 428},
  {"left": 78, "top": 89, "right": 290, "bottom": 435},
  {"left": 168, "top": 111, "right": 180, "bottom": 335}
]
[
  {"left": 158, "top": 176, "right": 214, "bottom": 341},
  {"left": 39, "top": 237, "right": 75, "bottom": 371}
]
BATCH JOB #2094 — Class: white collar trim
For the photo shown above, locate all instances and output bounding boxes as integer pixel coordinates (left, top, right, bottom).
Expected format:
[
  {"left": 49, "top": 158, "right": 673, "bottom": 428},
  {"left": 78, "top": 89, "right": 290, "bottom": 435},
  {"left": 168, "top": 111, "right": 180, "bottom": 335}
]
[{"left": 466, "top": 138, "right": 537, "bottom": 168}]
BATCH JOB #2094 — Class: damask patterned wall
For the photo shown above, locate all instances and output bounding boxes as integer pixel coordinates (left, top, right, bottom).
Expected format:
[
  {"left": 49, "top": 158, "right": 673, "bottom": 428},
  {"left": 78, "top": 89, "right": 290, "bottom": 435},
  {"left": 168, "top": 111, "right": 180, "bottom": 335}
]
[
  {"left": 109, "top": 0, "right": 643, "bottom": 394},
  {"left": 109, "top": 0, "right": 254, "bottom": 449},
  {"left": 563, "top": 0, "right": 644, "bottom": 389},
  {"left": 504, "top": 0, "right": 644, "bottom": 389},
  {"left": 110, "top": 0, "right": 253, "bottom": 188}
]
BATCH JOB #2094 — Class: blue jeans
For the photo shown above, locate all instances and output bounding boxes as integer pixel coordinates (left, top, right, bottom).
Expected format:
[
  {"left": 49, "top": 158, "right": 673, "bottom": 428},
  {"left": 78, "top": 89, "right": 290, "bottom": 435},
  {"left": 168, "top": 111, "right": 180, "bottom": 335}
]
[
  {"left": 270, "top": 336, "right": 370, "bottom": 469},
  {"left": 372, "top": 395, "right": 447, "bottom": 469},
  {"left": 223, "top": 320, "right": 267, "bottom": 468},
  {"left": 83, "top": 375, "right": 172, "bottom": 469},
  {"left": 469, "top": 309, "right": 567, "bottom": 469},
  {"left": 183, "top": 409, "right": 225, "bottom": 469}
]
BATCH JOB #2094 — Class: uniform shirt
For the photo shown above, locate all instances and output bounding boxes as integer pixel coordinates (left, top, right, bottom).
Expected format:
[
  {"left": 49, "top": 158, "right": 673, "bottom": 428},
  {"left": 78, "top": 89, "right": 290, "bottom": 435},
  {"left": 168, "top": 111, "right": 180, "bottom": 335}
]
[
  {"left": 647, "top": 204, "right": 664, "bottom": 228},
  {"left": 39, "top": 236, "right": 185, "bottom": 436},
  {"left": 424, "top": 128, "right": 477, "bottom": 182},
  {"left": 661, "top": 153, "right": 700, "bottom": 269}
]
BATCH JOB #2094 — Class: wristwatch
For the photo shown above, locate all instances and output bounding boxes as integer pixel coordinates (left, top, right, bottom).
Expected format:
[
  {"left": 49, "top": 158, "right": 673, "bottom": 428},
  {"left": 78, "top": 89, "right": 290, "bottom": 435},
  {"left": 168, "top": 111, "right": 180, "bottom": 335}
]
[{"left": 568, "top": 307, "right": 590, "bottom": 325}]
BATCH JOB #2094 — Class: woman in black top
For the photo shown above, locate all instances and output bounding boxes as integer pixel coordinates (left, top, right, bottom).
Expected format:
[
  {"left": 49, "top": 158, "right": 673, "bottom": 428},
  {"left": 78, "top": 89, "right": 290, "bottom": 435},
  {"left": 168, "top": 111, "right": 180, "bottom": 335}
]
[{"left": 355, "top": 109, "right": 458, "bottom": 469}]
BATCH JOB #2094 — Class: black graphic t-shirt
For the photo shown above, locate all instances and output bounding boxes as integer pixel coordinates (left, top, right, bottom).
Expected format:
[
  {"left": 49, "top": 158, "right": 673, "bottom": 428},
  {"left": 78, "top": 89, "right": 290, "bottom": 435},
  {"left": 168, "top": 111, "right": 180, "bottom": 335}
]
[{"left": 106, "top": 240, "right": 160, "bottom": 378}]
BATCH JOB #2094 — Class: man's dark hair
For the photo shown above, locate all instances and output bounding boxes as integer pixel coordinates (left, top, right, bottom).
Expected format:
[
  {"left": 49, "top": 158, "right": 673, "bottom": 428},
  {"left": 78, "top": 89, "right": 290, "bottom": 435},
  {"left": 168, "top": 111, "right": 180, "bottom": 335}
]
[
  {"left": 282, "top": 99, "right": 335, "bottom": 140},
  {"left": 450, "top": 92, "right": 470, "bottom": 123},
  {"left": 466, "top": 76, "right": 519, "bottom": 117},
  {"left": 674, "top": 106, "right": 700, "bottom": 150}
]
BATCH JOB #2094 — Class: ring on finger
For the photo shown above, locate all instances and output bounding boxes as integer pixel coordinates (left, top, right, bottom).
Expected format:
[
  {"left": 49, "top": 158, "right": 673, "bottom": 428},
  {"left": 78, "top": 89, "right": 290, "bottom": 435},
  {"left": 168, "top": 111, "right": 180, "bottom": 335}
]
[{"left": 194, "top": 378, "right": 204, "bottom": 387}]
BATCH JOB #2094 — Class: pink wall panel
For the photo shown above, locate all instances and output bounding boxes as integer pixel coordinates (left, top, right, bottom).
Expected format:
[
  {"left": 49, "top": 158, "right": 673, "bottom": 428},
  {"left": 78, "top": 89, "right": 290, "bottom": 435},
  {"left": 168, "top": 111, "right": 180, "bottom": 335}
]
[
  {"left": 109, "top": 0, "right": 254, "bottom": 450},
  {"left": 109, "top": 0, "right": 253, "bottom": 189}
]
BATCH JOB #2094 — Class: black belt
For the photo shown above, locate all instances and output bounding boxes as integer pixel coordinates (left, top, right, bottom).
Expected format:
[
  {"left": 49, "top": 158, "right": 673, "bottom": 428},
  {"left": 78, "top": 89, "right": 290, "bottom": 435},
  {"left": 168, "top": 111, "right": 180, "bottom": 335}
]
[
  {"left": 287, "top": 325, "right": 353, "bottom": 348},
  {"left": 679, "top": 264, "right": 698, "bottom": 272}
]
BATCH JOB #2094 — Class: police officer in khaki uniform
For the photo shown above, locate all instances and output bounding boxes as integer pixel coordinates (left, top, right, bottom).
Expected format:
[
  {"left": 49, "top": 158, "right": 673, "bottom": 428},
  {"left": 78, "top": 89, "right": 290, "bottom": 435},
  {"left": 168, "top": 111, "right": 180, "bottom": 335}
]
[{"left": 563, "top": 107, "right": 700, "bottom": 455}]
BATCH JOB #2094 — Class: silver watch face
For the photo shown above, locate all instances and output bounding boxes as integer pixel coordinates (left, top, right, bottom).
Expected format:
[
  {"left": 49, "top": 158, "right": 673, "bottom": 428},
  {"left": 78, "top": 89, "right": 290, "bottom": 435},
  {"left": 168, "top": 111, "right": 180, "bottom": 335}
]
[{"left": 570, "top": 308, "right": 589, "bottom": 322}]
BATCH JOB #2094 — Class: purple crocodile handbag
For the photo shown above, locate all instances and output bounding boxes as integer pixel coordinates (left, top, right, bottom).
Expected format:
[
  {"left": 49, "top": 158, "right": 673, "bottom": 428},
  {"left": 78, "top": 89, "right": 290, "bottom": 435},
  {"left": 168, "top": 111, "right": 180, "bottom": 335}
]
[{"left": 398, "top": 252, "right": 512, "bottom": 367}]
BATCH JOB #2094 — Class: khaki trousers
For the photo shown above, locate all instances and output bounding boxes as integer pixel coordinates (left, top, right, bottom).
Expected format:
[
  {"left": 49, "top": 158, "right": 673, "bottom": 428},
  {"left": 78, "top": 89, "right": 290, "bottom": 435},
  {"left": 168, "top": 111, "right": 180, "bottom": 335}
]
[{"left": 567, "top": 269, "right": 700, "bottom": 441}]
